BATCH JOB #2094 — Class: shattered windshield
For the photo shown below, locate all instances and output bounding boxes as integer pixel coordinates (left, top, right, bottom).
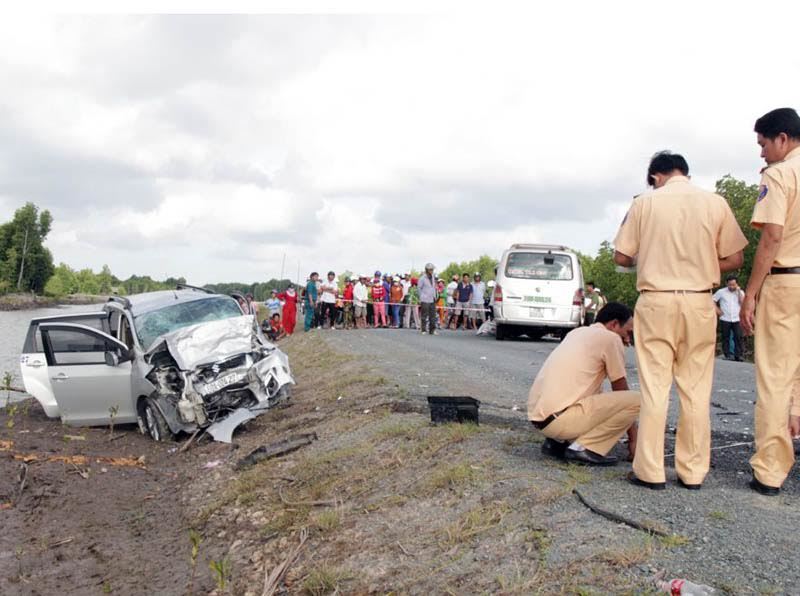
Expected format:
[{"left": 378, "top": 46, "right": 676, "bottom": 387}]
[{"left": 134, "top": 297, "right": 244, "bottom": 350}]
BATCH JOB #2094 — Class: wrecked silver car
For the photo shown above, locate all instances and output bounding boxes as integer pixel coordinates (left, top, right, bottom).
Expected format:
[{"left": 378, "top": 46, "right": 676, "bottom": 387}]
[
  {"left": 144, "top": 316, "right": 293, "bottom": 442},
  {"left": 20, "top": 288, "right": 294, "bottom": 443}
]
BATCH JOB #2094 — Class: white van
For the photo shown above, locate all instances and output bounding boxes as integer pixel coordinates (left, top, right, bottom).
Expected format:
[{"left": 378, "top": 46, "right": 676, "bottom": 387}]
[{"left": 491, "top": 244, "right": 584, "bottom": 340}]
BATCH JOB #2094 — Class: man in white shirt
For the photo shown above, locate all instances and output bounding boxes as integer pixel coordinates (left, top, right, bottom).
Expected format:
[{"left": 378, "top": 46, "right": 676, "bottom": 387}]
[
  {"left": 353, "top": 275, "right": 369, "bottom": 329},
  {"left": 320, "top": 271, "right": 338, "bottom": 329},
  {"left": 713, "top": 274, "right": 745, "bottom": 361},
  {"left": 470, "top": 273, "right": 486, "bottom": 327},
  {"left": 446, "top": 275, "right": 459, "bottom": 326}
]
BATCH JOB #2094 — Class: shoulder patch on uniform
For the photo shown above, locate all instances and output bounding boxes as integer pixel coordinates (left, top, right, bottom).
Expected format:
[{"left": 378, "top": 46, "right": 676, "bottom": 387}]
[{"left": 758, "top": 184, "right": 768, "bottom": 202}]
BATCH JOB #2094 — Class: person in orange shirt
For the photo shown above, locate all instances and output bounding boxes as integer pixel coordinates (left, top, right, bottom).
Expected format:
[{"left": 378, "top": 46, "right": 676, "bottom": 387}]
[
  {"left": 614, "top": 151, "right": 747, "bottom": 490},
  {"left": 390, "top": 279, "right": 404, "bottom": 328},
  {"left": 528, "top": 302, "right": 640, "bottom": 466},
  {"left": 740, "top": 107, "right": 800, "bottom": 496}
]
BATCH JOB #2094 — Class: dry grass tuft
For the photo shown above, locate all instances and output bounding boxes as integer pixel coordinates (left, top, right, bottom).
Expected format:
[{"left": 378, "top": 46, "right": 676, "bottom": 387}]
[
  {"left": 441, "top": 501, "right": 510, "bottom": 547},
  {"left": 311, "top": 508, "right": 342, "bottom": 532},
  {"left": 302, "top": 565, "right": 353, "bottom": 595}
]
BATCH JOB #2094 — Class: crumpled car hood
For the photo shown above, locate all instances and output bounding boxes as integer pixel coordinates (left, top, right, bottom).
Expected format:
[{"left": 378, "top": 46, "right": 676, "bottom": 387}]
[
  {"left": 144, "top": 314, "right": 294, "bottom": 443},
  {"left": 144, "top": 315, "right": 269, "bottom": 370}
]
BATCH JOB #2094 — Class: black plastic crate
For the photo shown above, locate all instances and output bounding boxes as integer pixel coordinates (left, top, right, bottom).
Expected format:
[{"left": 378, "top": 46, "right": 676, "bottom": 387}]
[{"left": 427, "top": 395, "right": 480, "bottom": 425}]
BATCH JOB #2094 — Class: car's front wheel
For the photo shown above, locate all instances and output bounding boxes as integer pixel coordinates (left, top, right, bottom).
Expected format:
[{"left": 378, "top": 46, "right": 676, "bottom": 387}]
[{"left": 138, "top": 398, "right": 173, "bottom": 442}]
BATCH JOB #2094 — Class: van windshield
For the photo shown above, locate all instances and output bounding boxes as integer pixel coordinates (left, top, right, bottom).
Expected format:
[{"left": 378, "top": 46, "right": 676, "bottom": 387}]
[{"left": 505, "top": 252, "right": 574, "bottom": 280}]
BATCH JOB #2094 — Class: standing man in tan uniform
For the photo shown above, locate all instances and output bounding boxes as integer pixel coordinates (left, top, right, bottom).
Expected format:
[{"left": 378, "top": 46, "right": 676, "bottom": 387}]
[
  {"left": 528, "top": 302, "right": 640, "bottom": 466},
  {"left": 740, "top": 107, "right": 800, "bottom": 496},
  {"left": 614, "top": 151, "right": 747, "bottom": 490}
]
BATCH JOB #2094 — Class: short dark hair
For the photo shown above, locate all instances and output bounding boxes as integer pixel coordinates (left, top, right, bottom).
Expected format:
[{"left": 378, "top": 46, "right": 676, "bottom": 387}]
[
  {"left": 271, "top": 312, "right": 280, "bottom": 319},
  {"left": 754, "top": 108, "right": 800, "bottom": 140},
  {"left": 595, "top": 302, "right": 633, "bottom": 326},
  {"left": 328, "top": 271, "right": 335, "bottom": 276},
  {"left": 462, "top": 272, "right": 470, "bottom": 277},
  {"left": 726, "top": 274, "right": 738, "bottom": 282},
  {"left": 310, "top": 271, "right": 318, "bottom": 278},
  {"left": 647, "top": 151, "right": 689, "bottom": 186},
  {"left": 586, "top": 281, "right": 595, "bottom": 288}
]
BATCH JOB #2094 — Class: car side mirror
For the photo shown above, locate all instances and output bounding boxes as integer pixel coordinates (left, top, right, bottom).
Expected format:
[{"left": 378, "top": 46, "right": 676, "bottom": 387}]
[{"left": 105, "top": 351, "right": 120, "bottom": 367}]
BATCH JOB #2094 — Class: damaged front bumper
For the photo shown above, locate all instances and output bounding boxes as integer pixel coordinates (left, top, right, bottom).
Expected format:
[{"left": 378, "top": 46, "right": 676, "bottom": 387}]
[{"left": 144, "top": 316, "right": 295, "bottom": 442}]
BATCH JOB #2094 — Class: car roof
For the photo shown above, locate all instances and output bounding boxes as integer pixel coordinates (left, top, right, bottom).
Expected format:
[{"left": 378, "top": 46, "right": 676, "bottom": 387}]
[
  {"left": 506, "top": 243, "right": 575, "bottom": 253},
  {"left": 112, "top": 289, "right": 234, "bottom": 316},
  {"left": 29, "top": 311, "right": 106, "bottom": 323}
]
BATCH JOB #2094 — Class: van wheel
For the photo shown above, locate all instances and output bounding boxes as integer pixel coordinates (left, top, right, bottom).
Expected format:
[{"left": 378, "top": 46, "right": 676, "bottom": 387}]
[
  {"left": 138, "top": 398, "right": 173, "bottom": 442},
  {"left": 495, "top": 324, "right": 506, "bottom": 341}
]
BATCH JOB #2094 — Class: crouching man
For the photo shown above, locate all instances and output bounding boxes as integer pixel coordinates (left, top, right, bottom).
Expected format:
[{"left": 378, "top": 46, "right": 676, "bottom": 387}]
[{"left": 528, "top": 302, "right": 640, "bottom": 466}]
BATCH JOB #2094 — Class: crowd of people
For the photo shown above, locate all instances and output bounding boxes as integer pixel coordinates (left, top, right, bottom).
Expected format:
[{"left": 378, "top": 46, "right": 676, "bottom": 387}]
[{"left": 257, "top": 265, "right": 496, "bottom": 338}]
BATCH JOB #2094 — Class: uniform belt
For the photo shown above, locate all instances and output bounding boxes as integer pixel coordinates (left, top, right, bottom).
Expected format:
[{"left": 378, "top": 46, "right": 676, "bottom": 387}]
[
  {"left": 771, "top": 267, "right": 800, "bottom": 275},
  {"left": 531, "top": 409, "right": 566, "bottom": 430},
  {"left": 640, "top": 289, "right": 712, "bottom": 294}
]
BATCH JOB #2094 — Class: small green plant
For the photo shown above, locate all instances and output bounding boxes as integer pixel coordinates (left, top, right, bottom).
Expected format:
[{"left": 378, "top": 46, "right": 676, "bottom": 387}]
[
  {"left": 209, "top": 557, "right": 232, "bottom": 592},
  {"left": 5, "top": 403, "right": 18, "bottom": 429},
  {"left": 102, "top": 581, "right": 112, "bottom": 593},
  {"left": 108, "top": 405, "right": 120, "bottom": 439},
  {"left": 708, "top": 510, "right": 730, "bottom": 521},
  {"left": 3, "top": 372, "right": 19, "bottom": 428},
  {"left": 187, "top": 529, "right": 202, "bottom": 595}
]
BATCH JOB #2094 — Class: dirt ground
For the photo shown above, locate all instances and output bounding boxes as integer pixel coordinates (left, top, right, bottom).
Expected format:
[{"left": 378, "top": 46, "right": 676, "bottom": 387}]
[{"left": 2, "top": 332, "right": 764, "bottom": 595}]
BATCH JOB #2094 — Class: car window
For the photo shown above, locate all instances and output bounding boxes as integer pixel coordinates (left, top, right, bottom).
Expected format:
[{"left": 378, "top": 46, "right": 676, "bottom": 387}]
[
  {"left": 134, "top": 297, "right": 244, "bottom": 350},
  {"left": 505, "top": 252, "right": 574, "bottom": 281},
  {"left": 46, "top": 329, "right": 116, "bottom": 365},
  {"left": 23, "top": 316, "right": 105, "bottom": 353}
]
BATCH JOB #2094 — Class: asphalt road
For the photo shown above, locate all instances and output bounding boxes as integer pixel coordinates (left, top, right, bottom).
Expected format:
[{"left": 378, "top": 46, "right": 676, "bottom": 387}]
[{"left": 324, "top": 327, "right": 757, "bottom": 437}]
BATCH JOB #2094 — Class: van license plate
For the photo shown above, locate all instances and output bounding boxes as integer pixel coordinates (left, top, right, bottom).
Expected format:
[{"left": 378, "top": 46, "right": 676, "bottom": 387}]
[{"left": 529, "top": 308, "right": 544, "bottom": 318}]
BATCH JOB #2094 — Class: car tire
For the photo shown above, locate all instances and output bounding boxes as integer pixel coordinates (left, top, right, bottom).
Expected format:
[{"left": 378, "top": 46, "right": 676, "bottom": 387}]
[
  {"left": 495, "top": 323, "right": 506, "bottom": 341},
  {"left": 139, "top": 398, "right": 173, "bottom": 442}
]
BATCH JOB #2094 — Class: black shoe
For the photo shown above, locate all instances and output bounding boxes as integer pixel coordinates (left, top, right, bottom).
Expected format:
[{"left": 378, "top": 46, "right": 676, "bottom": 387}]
[
  {"left": 541, "top": 438, "right": 568, "bottom": 459},
  {"left": 564, "top": 449, "right": 618, "bottom": 466},
  {"left": 626, "top": 471, "right": 666, "bottom": 490},
  {"left": 677, "top": 477, "right": 702, "bottom": 491},
  {"left": 750, "top": 477, "right": 780, "bottom": 496}
]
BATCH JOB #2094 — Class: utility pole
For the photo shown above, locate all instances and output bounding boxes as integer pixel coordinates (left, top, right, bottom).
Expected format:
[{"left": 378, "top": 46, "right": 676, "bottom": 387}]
[
  {"left": 280, "top": 252, "right": 286, "bottom": 282},
  {"left": 16, "top": 226, "right": 29, "bottom": 291}
]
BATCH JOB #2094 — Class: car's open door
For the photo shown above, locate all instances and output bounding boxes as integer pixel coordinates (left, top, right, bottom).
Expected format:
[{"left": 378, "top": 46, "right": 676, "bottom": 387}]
[
  {"left": 20, "top": 312, "right": 107, "bottom": 418},
  {"left": 38, "top": 322, "right": 136, "bottom": 426}
]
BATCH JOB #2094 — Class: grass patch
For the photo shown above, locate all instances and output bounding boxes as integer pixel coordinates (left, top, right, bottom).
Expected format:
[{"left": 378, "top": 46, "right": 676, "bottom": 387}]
[
  {"left": 374, "top": 419, "right": 424, "bottom": 441},
  {"left": 594, "top": 537, "right": 654, "bottom": 567},
  {"left": 659, "top": 534, "right": 690, "bottom": 548},
  {"left": 302, "top": 565, "right": 353, "bottom": 595},
  {"left": 565, "top": 465, "right": 592, "bottom": 486},
  {"left": 420, "top": 462, "right": 482, "bottom": 494},
  {"left": 261, "top": 506, "right": 311, "bottom": 535},
  {"left": 441, "top": 501, "right": 510, "bottom": 547},
  {"left": 524, "top": 527, "right": 551, "bottom": 563},
  {"left": 312, "top": 508, "right": 342, "bottom": 532},
  {"left": 708, "top": 510, "right": 730, "bottom": 521}
]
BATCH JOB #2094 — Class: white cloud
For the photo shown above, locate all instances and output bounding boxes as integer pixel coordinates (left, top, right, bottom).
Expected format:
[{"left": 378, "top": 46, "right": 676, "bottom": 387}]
[{"left": 1, "top": 7, "right": 799, "bottom": 285}]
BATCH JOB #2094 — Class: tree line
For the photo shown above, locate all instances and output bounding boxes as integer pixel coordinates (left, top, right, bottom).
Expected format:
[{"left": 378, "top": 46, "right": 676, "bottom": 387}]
[{"left": 1, "top": 175, "right": 759, "bottom": 304}]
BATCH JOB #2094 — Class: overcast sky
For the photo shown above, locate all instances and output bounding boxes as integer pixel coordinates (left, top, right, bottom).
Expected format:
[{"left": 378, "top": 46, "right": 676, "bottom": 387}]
[{"left": 1, "top": 7, "right": 799, "bottom": 285}]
